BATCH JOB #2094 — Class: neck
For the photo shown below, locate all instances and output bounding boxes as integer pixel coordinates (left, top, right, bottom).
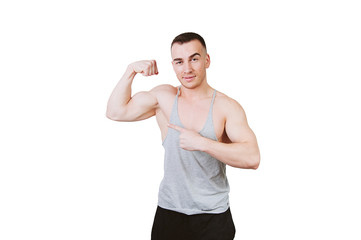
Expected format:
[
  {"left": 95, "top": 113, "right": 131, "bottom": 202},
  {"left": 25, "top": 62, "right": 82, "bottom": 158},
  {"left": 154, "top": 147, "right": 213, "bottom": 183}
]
[{"left": 179, "top": 81, "right": 213, "bottom": 100}]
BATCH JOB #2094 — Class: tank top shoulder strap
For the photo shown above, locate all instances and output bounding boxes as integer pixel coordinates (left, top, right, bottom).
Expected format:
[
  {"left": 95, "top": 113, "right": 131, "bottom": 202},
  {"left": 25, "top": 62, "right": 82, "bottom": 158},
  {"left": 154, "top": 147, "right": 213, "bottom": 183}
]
[
  {"left": 199, "top": 89, "right": 217, "bottom": 139},
  {"left": 210, "top": 89, "right": 217, "bottom": 106},
  {"left": 208, "top": 89, "right": 217, "bottom": 119},
  {"left": 168, "top": 86, "right": 181, "bottom": 125}
]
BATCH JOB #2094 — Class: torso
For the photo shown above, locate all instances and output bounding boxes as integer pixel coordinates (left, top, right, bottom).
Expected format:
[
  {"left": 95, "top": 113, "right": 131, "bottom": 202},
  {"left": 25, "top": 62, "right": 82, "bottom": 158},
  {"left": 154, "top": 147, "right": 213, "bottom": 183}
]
[{"left": 153, "top": 85, "right": 229, "bottom": 143}]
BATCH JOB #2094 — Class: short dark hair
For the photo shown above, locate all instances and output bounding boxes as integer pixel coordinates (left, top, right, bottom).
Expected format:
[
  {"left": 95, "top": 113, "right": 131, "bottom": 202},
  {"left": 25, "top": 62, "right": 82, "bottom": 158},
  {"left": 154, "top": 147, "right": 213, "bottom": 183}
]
[{"left": 171, "top": 32, "right": 207, "bottom": 51}]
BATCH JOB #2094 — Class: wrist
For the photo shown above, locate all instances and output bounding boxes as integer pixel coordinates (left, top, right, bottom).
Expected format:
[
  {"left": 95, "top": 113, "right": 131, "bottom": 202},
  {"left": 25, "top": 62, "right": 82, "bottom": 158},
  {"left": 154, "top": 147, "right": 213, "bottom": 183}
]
[
  {"left": 122, "top": 65, "right": 137, "bottom": 81},
  {"left": 198, "top": 136, "right": 211, "bottom": 152},
  {"left": 126, "top": 64, "right": 136, "bottom": 75}
]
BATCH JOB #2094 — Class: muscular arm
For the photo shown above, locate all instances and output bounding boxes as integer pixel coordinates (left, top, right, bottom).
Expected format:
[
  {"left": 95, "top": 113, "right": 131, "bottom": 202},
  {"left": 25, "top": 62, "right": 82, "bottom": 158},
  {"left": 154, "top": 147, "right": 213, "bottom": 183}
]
[
  {"left": 201, "top": 100, "right": 260, "bottom": 169},
  {"left": 106, "top": 60, "right": 159, "bottom": 121}
]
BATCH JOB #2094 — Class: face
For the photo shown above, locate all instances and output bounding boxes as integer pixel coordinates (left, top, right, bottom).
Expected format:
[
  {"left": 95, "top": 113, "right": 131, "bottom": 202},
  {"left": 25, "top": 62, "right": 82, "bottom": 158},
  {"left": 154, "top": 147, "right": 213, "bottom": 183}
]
[{"left": 171, "top": 40, "right": 210, "bottom": 89}]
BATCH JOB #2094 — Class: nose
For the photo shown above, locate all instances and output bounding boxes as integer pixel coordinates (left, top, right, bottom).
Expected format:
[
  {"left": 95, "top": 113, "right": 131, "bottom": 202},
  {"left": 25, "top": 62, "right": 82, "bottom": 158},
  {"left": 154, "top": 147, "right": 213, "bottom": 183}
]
[{"left": 183, "top": 61, "right": 193, "bottom": 74}]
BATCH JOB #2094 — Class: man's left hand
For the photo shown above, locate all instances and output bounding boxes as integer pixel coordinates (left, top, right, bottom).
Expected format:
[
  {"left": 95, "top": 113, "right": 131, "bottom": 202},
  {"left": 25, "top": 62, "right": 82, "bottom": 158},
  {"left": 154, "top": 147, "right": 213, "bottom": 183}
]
[{"left": 168, "top": 124, "right": 206, "bottom": 151}]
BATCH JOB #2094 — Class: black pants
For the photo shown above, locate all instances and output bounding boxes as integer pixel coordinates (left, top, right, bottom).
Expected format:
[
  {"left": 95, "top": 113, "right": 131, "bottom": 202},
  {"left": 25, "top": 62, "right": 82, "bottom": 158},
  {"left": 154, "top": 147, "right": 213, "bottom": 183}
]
[{"left": 151, "top": 206, "right": 236, "bottom": 240}]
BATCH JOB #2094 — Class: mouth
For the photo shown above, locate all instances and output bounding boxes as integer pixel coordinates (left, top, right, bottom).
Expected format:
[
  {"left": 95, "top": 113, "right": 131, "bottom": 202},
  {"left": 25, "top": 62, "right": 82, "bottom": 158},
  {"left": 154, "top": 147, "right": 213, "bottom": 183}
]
[{"left": 183, "top": 76, "right": 195, "bottom": 82}]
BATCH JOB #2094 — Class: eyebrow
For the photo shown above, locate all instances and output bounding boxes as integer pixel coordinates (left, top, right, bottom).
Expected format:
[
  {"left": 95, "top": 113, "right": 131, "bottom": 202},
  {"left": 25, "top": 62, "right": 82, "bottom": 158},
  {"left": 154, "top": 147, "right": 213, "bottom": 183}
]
[
  {"left": 189, "top": 53, "right": 201, "bottom": 59},
  {"left": 173, "top": 52, "right": 201, "bottom": 62}
]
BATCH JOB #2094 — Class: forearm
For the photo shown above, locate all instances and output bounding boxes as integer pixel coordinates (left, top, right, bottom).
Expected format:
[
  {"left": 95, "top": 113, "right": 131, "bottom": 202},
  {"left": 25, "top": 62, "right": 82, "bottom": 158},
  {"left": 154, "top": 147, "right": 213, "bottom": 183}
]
[
  {"left": 200, "top": 138, "right": 260, "bottom": 169},
  {"left": 106, "top": 66, "right": 136, "bottom": 119}
]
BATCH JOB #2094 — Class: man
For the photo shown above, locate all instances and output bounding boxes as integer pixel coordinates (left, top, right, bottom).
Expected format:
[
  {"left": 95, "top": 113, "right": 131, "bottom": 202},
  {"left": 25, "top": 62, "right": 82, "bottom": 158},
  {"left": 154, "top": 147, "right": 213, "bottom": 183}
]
[{"left": 106, "top": 32, "right": 260, "bottom": 240}]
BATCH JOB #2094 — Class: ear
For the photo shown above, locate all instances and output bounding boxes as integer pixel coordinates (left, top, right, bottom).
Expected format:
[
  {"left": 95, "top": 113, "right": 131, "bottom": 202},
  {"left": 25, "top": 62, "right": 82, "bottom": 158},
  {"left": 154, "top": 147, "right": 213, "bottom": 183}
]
[{"left": 205, "top": 53, "right": 211, "bottom": 68}]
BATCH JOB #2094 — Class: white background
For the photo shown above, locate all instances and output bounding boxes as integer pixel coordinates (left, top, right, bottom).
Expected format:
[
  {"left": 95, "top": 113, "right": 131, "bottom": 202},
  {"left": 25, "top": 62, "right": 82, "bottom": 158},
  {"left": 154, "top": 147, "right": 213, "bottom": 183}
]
[{"left": 1, "top": 0, "right": 360, "bottom": 239}]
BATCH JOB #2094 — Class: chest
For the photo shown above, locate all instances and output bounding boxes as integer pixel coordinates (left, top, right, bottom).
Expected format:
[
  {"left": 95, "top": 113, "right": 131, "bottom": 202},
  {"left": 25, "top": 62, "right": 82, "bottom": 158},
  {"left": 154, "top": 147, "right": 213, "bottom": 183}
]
[
  {"left": 177, "top": 97, "right": 225, "bottom": 141},
  {"left": 156, "top": 92, "right": 226, "bottom": 142},
  {"left": 177, "top": 98, "right": 211, "bottom": 131}
]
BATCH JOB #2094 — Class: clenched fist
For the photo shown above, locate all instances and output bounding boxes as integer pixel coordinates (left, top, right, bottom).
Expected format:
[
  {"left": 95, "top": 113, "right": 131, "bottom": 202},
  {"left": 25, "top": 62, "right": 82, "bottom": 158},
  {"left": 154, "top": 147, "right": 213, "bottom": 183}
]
[{"left": 129, "top": 60, "right": 158, "bottom": 76}]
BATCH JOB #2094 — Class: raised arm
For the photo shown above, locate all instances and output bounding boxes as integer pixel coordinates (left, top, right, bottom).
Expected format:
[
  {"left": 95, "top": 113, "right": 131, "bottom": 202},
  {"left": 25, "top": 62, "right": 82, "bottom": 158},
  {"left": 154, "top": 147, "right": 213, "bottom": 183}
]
[{"left": 106, "top": 60, "right": 159, "bottom": 122}]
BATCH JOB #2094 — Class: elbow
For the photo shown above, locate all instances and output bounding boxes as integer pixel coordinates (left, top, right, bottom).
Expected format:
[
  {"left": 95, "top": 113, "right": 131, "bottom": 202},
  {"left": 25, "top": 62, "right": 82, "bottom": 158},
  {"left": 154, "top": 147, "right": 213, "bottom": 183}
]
[
  {"left": 240, "top": 152, "right": 260, "bottom": 170},
  {"left": 106, "top": 110, "right": 118, "bottom": 121},
  {"left": 106, "top": 108, "right": 127, "bottom": 121},
  {"left": 250, "top": 157, "right": 260, "bottom": 169},
  {"left": 106, "top": 112, "right": 117, "bottom": 121},
  {"left": 251, "top": 152, "right": 261, "bottom": 170},
  {"left": 233, "top": 154, "right": 260, "bottom": 170}
]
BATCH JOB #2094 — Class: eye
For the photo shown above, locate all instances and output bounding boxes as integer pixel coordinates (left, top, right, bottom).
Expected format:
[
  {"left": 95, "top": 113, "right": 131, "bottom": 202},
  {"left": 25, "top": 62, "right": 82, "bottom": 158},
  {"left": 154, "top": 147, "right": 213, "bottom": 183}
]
[
  {"left": 191, "top": 58, "right": 198, "bottom": 62},
  {"left": 175, "top": 61, "right": 182, "bottom": 65}
]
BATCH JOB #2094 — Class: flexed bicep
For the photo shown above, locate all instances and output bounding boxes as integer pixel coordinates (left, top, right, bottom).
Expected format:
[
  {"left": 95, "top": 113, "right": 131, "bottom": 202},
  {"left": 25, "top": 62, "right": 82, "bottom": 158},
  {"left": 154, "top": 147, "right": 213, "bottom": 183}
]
[
  {"left": 106, "top": 60, "right": 159, "bottom": 122},
  {"left": 123, "top": 90, "right": 159, "bottom": 121}
]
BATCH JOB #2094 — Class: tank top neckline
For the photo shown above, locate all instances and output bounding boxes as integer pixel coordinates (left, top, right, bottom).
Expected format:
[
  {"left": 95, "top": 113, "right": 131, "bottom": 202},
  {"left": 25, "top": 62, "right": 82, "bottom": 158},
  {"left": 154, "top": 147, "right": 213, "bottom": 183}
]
[{"left": 175, "top": 86, "right": 217, "bottom": 134}]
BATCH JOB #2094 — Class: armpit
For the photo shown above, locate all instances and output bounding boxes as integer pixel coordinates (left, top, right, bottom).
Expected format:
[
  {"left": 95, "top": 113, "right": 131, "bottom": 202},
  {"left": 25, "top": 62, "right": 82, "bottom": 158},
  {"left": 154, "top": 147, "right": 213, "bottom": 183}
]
[{"left": 220, "top": 131, "right": 232, "bottom": 143}]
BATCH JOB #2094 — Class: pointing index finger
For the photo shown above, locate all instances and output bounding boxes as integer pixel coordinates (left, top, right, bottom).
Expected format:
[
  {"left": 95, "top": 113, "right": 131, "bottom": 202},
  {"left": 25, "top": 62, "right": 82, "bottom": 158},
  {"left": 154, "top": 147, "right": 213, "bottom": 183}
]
[{"left": 168, "top": 123, "right": 183, "bottom": 132}]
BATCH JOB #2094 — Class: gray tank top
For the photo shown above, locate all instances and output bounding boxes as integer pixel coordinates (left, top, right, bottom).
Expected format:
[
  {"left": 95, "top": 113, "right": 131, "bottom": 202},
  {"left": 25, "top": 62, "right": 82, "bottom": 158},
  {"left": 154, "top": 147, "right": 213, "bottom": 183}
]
[{"left": 158, "top": 87, "right": 230, "bottom": 215}]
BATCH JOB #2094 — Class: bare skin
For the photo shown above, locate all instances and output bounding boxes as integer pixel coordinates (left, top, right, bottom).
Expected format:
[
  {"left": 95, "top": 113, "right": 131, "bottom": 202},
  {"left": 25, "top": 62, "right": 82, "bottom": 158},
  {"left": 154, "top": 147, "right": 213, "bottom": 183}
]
[{"left": 106, "top": 40, "right": 260, "bottom": 169}]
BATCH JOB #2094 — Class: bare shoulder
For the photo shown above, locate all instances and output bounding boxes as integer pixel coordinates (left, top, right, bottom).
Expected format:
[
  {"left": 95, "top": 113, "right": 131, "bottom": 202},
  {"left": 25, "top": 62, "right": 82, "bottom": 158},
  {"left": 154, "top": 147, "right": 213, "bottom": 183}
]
[
  {"left": 151, "top": 84, "right": 177, "bottom": 92},
  {"left": 150, "top": 84, "right": 177, "bottom": 97},
  {"left": 214, "top": 90, "right": 256, "bottom": 145},
  {"left": 215, "top": 90, "right": 246, "bottom": 117}
]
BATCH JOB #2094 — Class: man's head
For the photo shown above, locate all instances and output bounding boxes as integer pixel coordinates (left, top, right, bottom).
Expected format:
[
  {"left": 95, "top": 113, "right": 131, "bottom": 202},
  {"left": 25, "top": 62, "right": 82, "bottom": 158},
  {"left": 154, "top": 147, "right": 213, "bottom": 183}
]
[{"left": 171, "top": 32, "right": 210, "bottom": 89}]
